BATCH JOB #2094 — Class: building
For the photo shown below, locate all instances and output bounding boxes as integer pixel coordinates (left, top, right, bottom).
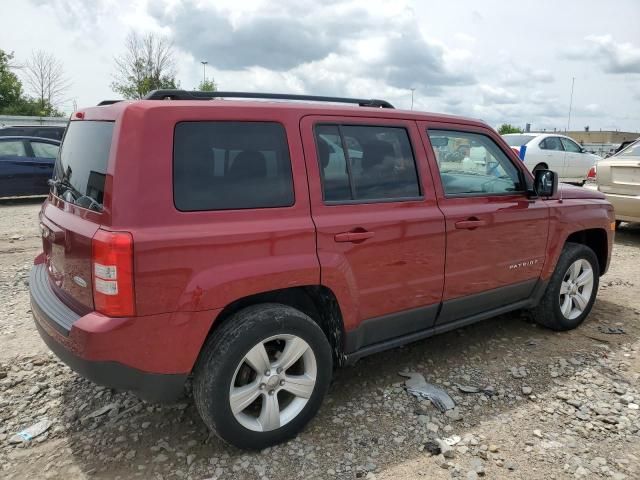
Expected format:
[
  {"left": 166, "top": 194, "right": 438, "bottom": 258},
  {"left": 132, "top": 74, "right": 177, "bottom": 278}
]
[
  {"left": 0, "top": 115, "right": 68, "bottom": 127},
  {"left": 564, "top": 130, "right": 638, "bottom": 145}
]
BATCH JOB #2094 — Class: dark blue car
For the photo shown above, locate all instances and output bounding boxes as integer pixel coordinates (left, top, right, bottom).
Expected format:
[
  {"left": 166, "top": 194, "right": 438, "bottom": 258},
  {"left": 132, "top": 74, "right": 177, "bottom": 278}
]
[{"left": 0, "top": 136, "right": 60, "bottom": 197}]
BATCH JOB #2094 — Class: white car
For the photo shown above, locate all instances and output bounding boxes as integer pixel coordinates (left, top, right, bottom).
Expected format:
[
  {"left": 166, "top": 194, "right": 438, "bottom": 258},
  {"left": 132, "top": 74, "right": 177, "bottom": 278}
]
[{"left": 502, "top": 133, "right": 601, "bottom": 184}]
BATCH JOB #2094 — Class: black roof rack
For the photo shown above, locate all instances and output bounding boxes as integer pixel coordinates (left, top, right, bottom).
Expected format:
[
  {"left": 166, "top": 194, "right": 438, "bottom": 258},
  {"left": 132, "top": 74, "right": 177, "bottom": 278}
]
[{"left": 142, "top": 90, "right": 395, "bottom": 108}]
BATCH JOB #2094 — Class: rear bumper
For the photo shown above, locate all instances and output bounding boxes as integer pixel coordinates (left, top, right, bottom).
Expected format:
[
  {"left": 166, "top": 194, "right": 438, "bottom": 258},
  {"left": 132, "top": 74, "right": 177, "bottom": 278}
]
[
  {"left": 603, "top": 192, "right": 640, "bottom": 223},
  {"left": 29, "top": 264, "right": 219, "bottom": 402}
]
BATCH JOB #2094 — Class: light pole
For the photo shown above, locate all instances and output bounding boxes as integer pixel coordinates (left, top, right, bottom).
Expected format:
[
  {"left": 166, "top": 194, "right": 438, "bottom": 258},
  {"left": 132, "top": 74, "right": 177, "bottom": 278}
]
[
  {"left": 201, "top": 61, "right": 208, "bottom": 85},
  {"left": 410, "top": 88, "right": 415, "bottom": 110},
  {"left": 567, "top": 77, "right": 575, "bottom": 132}
]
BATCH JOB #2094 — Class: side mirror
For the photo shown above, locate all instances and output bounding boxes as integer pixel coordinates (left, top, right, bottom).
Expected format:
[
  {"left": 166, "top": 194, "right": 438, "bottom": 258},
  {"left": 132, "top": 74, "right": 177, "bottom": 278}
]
[
  {"left": 534, "top": 169, "right": 558, "bottom": 197},
  {"left": 580, "top": 147, "right": 587, "bottom": 153}
]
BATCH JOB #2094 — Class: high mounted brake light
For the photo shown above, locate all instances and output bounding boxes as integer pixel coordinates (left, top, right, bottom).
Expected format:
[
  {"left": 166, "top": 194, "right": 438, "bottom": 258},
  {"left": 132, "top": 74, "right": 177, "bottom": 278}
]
[{"left": 92, "top": 229, "right": 135, "bottom": 316}]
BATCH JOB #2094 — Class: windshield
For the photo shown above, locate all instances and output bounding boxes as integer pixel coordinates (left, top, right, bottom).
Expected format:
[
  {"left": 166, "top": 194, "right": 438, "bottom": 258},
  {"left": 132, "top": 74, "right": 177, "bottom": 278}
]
[
  {"left": 616, "top": 139, "right": 640, "bottom": 157},
  {"left": 52, "top": 121, "right": 113, "bottom": 211},
  {"left": 502, "top": 135, "right": 536, "bottom": 147}
]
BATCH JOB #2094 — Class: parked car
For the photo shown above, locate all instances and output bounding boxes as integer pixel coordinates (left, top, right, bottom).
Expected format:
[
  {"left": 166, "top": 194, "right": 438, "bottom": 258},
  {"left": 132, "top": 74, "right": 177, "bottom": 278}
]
[
  {"left": 0, "top": 125, "right": 67, "bottom": 141},
  {"left": 586, "top": 139, "right": 640, "bottom": 225},
  {"left": 31, "top": 90, "right": 614, "bottom": 449},
  {"left": 0, "top": 136, "right": 60, "bottom": 197},
  {"left": 502, "top": 133, "right": 601, "bottom": 184}
]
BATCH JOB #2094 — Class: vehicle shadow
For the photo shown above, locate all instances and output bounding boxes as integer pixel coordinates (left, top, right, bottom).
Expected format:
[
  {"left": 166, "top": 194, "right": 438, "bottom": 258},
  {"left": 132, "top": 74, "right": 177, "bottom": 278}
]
[
  {"left": 615, "top": 222, "right": 640, "bottom": 247},
  {"left": 59, "top": 293, "right": 639, "bottom": 479},
  {"left": 0, "top": 196, "right": 46, "bottom": 207}
]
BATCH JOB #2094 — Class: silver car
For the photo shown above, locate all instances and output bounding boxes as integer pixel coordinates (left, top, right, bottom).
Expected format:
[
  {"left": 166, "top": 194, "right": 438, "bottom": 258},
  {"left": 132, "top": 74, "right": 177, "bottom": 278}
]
[{"left": 587, "top": 139, "right": 640, "bottom": 225}]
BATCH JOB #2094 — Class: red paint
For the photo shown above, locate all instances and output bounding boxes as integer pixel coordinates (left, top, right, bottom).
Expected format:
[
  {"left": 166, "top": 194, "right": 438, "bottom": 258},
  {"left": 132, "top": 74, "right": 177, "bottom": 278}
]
[{"left": 34, "top": 100, "right": 614, "bottom": 377}]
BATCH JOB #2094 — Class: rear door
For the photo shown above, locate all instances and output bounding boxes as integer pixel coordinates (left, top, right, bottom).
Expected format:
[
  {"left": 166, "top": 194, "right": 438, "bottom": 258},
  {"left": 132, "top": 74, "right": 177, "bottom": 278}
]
[
  {"left": 538, "top": 136, "right": 566, "bottom": 177},
  {"left": 42, "top": 120, "right": 114, "bottom": 312},
  {"left": 301, "top": 115, "right": 445, "bottom": 351},
  {"left": 27, "top": 140, "right": 58, "bottom": 194},
  {"left": 419, "top": 122, "right": 549, "bottom": 325},
  {"left": 0, "top": 139, "right": 32, "bottom": 196}
]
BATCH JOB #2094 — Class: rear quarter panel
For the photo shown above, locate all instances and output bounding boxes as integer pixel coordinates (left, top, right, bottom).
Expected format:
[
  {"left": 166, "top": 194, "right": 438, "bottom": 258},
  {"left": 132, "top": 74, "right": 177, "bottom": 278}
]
[{"left": 109, "top": 104, "right": 319, "bottom": 317}]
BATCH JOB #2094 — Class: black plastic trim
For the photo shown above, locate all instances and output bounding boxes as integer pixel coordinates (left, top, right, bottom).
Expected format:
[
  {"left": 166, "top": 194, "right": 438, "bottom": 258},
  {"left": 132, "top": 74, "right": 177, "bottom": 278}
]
[
  {"left": 343, "top": 279, "right": 548, "bottom": 365},
  {"left": 29, "top": 264, "right": 79, "bottom": 336},
  {"left": 344, "top": 303, "right": 439, "bottom": 353},
  {"left": 34, "top": 320, "right": 186, "bottom": 403},
  {"left": 143, "top": 90, "right": 395, "bottom": 108},
  {"left": 437, "top": 278, "right": 537, "bottom": 325}
]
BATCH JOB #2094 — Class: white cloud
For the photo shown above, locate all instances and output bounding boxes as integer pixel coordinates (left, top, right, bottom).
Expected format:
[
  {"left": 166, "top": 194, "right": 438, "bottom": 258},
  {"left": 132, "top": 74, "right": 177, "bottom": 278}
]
[{"left": 565, "top": 34, "right": 640, "bottom": 74}]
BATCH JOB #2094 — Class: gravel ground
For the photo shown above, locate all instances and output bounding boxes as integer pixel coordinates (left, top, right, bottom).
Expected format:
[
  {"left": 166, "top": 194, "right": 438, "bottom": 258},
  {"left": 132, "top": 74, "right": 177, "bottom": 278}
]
[{"left": 1, "top": 198, "right": 639, "bottom": 480}]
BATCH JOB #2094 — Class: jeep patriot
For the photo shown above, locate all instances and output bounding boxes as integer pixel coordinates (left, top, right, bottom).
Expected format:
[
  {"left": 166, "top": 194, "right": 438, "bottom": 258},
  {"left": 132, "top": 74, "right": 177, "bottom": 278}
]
[{"left": 30, "top": 90, "right": 614, "bottom": 449}]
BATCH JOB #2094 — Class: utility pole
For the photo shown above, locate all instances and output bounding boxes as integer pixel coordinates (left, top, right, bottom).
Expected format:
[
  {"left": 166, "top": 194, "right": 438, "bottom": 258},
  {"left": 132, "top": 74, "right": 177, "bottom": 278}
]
[
  {"left": 201, "top": 61, "right": 208, "bottom": 84},
  {"left": 567, "top": 77, "right": 575, "bottom": 132},
  {"left": 410, "top": 88, "right": 415, "bottom": 110}
]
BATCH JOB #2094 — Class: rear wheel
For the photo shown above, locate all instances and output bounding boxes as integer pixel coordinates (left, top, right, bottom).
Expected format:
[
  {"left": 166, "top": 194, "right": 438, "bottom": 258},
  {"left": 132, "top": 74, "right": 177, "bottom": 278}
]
[
  {"left": 531, "top": 242, "right": 599, "bottom": 331},
  {"left": 193, "top": 304, "right": 332, "bottom": 449}
]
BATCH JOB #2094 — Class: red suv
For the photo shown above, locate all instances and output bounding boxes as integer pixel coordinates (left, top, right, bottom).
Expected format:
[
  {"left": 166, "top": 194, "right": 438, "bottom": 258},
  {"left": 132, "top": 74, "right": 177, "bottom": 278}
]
[{"left": 31, "top": 90, "right": 614, "bottom": 449}]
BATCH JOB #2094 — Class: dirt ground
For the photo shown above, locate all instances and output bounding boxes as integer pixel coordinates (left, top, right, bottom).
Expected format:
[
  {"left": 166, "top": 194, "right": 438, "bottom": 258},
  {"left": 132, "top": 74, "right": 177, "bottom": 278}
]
[{"left": 0, "top": 197, "right": 639, "bottom": 480}]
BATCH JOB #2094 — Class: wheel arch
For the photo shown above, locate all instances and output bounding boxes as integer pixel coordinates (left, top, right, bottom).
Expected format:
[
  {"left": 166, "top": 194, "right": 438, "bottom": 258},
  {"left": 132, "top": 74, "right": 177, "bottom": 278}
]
[
  {"left": 201, "top": 286, "right": 346, "bottom": 368},
  {"left": 565, "top": 228, "right": 608, "bottom": 275}
]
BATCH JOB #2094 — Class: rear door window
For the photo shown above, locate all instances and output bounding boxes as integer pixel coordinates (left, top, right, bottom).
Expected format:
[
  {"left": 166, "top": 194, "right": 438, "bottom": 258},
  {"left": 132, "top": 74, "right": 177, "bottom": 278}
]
[
  {"left": 0, "top": 140, "right": 27, "bottom": 157},
  {"left": 52, "top": 121, "right": 113, "bottom": 211},
  {"left": 539, "top": 137, "right": 564, "bottom": 151},
  {"left": 173, "top": 122, "right": 294, "bottom": 211},
  {"left": 314, "top": 124, "right": 420, "bottom": 202}
]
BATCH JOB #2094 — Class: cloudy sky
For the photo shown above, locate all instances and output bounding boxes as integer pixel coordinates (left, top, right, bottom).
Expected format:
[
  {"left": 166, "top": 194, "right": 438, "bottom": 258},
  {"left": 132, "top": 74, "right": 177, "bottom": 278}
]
[{"left": 2, "top": 0, "right": 639, "bottom": 131}]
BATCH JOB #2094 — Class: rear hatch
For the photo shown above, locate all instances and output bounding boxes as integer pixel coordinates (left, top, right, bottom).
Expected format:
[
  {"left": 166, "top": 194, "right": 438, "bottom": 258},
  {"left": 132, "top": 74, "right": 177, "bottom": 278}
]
[{"left": 41, "top": 120, "right": 114, "bottom": 312}]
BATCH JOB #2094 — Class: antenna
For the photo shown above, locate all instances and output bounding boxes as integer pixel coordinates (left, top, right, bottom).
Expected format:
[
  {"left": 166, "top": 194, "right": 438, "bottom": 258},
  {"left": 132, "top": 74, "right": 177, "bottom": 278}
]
[{"left": 567, "top": 77, "right": 575, "bottom": 132}]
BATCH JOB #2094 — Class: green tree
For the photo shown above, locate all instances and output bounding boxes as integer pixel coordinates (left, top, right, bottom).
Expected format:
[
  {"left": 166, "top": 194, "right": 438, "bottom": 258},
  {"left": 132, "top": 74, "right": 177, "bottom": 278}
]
[
  {"left": 498, "top": 123, "right": 523, "bottom": 135},
  {"left": 0, "top": 49, "right": 23, "bottom": 113},
  {"left": 197, "top": 78, "right": 217, "bottom": 92},
  {"left": 111, "top": 32, "right": 179, "bottom": 99}
]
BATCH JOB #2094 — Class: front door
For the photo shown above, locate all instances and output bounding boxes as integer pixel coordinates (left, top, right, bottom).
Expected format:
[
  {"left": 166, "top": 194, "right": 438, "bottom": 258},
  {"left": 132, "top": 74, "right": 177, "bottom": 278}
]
[
  {"left": 420, "top": 122, "right": 549, "bottom": 324},
  {"left": 300, "top": 116, "right": 446, "bottom": 352}
]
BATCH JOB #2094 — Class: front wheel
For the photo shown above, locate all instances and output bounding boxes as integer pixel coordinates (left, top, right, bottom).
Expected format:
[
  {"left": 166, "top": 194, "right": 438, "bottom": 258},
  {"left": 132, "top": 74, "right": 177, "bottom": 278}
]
[
  {"left": 193, "top": 304, "right": 332, "bottom": 449},
  {"left": 531, "top": 242, "right": 599, "bottom": 331}
]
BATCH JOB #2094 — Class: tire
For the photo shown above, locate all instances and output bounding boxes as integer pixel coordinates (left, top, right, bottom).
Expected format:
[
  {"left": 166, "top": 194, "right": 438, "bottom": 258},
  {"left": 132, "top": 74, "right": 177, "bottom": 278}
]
[
  {"left": 531, "top": 242, "right": 599, "bottom": 331},
  {"left": 193, "top": 303, "right": 333, "bottom": 449}
]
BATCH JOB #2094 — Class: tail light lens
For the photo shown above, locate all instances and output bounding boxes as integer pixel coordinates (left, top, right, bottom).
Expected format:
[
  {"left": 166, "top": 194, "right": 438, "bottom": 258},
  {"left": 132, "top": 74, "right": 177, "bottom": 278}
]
[
  {"left": 92, "top": 229, "right": 135, "bottom": 317},
  {"left": 587, "top": 165, "right": 597, "bottom": 180},
  {"left": 511, "top": 147, "right": 520, "bottom": 157}
]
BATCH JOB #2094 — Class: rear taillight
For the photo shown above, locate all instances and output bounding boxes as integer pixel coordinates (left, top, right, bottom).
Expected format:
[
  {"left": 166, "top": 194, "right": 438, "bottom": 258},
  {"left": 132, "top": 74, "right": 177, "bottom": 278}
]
[
  {"left": 511, "top": 147, "right": 520, "bottom": 157},
  {"left": 91, "top": 229, "right": 135, "bottom": 317},
  {"left": 587, "top": 165, "right": 597, "bottom": 180}
]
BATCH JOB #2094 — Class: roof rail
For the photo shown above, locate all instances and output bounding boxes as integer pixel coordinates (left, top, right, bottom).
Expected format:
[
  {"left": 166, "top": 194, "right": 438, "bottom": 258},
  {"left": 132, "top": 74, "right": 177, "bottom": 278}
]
[
  {"left": 143, "top": 90, "right": 395, "bottom": 108},
  {"left": 97, "top": 100, "right": 123, "bottom": 106}
]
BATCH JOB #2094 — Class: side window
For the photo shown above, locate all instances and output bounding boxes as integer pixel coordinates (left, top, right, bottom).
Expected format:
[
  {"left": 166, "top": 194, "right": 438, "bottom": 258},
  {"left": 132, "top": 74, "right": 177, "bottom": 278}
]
[
  {"left": 30, "top": 141, "right": 59, "bottom": 159},
  {"left": 314, "top": 124, "right": 421, "bottom": 202},
  {"left": 0, "top": 141, "right": 27, "bottom": 157},
  {"left": 540, "top": 137, "right": 564, "bottom": 151},
  {"left": 560, "top": 137, "right": 581, "bottom": 153},
  {"left": 427, "top": 130, "right": 523, "bottom": 196},
  {"left": 173, "top": 122, "right": 294, "bottom": 211}
]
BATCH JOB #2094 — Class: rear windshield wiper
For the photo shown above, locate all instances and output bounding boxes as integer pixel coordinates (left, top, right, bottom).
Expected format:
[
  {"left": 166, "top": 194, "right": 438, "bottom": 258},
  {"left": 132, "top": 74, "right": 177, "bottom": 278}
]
[{"left": 47, "top": 178, "right": 103, "bottom": 212}]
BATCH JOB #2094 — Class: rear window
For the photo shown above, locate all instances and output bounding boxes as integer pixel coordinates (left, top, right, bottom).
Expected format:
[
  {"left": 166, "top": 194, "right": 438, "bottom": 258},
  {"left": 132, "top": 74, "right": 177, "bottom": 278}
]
[
  {"left": 173, "top": 122, "right": 294, "bottom": 211},
  {"left": 502, "top": 135, "right": 536, "bottom": 147},
  {"left": 52, "top": 121, "right": 113, "bottom": 211}
]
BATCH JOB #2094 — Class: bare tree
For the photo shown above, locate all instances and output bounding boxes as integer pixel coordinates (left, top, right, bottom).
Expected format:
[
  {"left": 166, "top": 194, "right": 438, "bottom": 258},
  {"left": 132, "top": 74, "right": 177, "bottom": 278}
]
[
  {"left": 111, "top": 31, "right": 178, "bottom": 99},
  {"left": 23, "top": 50, "right": 71, "bottom": 114}
]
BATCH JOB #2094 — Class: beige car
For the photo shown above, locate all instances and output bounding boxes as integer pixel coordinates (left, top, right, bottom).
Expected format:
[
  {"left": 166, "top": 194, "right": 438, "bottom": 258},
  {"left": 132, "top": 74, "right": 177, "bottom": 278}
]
[{"left": 588, "top": 139, "right": 640, "bottom": 225}]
